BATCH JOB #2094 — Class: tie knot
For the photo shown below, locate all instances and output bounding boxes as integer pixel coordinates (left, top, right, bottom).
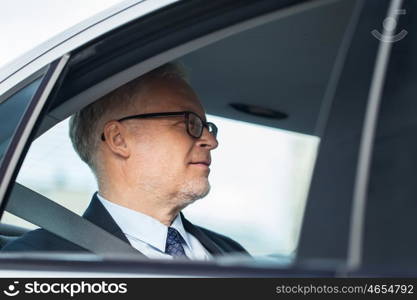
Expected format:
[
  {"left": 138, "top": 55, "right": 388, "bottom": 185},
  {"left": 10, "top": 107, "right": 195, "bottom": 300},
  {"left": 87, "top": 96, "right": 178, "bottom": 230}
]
[{"left": 165, "top": 227, "right": 187, "bottom": 258}]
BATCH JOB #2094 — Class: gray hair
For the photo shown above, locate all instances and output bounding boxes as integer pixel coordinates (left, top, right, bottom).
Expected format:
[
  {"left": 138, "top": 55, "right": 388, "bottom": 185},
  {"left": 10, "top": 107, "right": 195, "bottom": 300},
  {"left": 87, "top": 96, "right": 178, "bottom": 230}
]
[{"left": 69, "top": 62, "right": 188, "bottom": 178}]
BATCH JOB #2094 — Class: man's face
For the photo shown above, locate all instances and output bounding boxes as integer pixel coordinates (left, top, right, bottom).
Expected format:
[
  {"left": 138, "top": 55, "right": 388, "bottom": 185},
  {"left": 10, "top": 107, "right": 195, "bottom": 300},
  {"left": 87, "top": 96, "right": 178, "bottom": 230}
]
[{"left": 123, "top": 76, "right": 218, "bottom": 207}]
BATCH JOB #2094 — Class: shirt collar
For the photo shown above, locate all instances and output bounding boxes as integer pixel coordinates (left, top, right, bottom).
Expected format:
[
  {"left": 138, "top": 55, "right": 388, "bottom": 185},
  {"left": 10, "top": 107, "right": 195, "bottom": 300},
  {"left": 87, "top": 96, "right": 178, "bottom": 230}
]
[
  {"left": 170, "top": 212, "right": 192, "bottom": 248},
  {"left": 96, "top": 193, "right": 191, "bottom": 252}
]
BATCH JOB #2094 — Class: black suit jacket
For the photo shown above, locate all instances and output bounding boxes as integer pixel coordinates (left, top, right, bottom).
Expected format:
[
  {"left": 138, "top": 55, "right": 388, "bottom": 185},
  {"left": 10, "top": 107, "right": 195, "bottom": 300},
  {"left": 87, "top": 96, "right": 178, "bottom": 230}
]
[{"left": 2, "top": 194, "right": 249, "bottom": 257}]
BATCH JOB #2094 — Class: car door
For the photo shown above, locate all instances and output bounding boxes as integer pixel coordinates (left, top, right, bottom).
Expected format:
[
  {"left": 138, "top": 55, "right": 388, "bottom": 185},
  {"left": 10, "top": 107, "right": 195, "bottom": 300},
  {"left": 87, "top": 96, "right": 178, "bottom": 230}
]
[{"left": 360, "top": 0, "right": 417, "bottom": 275}]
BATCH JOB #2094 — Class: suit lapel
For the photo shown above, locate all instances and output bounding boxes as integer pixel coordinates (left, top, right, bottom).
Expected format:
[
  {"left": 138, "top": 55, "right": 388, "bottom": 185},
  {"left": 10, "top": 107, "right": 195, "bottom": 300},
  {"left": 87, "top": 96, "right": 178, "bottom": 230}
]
[
  {"left": 82, "top": 194, "right": 224, "bottom": 257},
  {"left": 180, "top": 213, "right": 225, "bottom": 256},
  {"left": 82, "top": 193, "right": 132, "bottom": 245}
]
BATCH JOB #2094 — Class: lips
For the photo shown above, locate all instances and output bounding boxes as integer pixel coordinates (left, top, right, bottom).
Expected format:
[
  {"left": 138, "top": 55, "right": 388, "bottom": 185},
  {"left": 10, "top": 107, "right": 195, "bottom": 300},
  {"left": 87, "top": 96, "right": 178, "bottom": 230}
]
[
  {"left": 190, "top": 161, "right": 211, "bottom": 166},
  {"left": 189, "top": 159, "right": 211, "bottom": 166}
]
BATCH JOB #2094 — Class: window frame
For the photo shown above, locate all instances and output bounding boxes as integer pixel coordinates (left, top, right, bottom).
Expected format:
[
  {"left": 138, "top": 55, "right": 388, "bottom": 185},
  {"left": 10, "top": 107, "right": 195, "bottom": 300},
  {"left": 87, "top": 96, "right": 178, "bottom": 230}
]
[{"left": 0, "top": 56, "right": 69, "bottom": 210}]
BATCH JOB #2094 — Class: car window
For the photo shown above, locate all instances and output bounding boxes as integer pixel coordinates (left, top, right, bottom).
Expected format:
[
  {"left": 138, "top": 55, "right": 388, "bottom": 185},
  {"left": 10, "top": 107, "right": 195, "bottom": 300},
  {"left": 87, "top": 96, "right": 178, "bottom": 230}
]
[{"left": 7, "top": 115, "right": 318, "bottom": 259}]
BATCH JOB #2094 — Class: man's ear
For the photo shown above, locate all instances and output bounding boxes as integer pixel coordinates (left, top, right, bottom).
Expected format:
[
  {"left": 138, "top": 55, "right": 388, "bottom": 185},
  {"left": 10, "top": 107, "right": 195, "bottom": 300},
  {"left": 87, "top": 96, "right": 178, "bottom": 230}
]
[{"left": 102, "top": 121, "right": 131, "bottom": 158}]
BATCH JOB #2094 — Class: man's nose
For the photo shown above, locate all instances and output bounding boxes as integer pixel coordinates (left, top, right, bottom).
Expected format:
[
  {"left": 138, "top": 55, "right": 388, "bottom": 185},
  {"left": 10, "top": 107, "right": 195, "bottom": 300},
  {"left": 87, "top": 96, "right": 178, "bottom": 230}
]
[{"left": 196, "top": 127, "right": 218, "bottom": 150}]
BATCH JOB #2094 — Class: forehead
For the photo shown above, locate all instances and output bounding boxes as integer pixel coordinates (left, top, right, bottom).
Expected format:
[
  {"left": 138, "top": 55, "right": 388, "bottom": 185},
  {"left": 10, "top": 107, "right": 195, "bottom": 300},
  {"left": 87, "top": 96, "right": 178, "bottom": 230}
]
[{"left": 131, "top": 76, "right": 206, "bottom": 118}]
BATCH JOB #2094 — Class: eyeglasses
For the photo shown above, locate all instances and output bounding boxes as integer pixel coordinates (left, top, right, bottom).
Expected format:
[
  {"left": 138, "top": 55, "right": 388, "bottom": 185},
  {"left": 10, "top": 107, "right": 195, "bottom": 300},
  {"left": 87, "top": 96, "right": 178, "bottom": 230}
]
[{"left": 101, "top": 111, "right": 218, "bottom": 141}]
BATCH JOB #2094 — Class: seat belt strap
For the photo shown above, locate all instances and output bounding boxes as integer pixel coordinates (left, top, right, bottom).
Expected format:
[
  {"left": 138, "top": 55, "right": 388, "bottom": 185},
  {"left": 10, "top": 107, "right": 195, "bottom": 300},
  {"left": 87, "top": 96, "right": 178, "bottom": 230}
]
[{"left": 5, "top": 183, "right": 145, "bottom": 259}]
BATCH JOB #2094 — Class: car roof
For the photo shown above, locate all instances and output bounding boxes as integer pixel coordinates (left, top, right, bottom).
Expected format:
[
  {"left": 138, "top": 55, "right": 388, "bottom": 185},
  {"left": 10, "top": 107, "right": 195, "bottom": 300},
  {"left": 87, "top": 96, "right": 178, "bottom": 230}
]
[{"left": 0, "top": 0, "right": 177, "bottom": 97}]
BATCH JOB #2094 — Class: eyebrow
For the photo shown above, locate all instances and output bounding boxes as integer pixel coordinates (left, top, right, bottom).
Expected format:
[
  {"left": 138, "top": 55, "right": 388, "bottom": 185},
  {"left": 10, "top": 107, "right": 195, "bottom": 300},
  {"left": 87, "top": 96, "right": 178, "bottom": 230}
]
[{"left": 171, "top": 119, "right": 186, "bottom": 125}]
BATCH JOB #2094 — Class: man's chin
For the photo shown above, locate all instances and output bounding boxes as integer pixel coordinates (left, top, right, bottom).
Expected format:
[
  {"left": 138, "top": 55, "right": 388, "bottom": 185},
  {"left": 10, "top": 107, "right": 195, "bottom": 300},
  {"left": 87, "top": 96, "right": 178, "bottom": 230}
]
[{"left": 175, "top": 179, "right": 211, "bottom": 207}]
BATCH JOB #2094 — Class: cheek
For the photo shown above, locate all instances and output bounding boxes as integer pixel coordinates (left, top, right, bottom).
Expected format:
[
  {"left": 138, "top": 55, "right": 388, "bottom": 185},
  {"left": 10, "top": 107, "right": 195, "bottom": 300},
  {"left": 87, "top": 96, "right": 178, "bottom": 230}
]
[{"left": 130, "top": 136, "right": 191, "bottom": 177}]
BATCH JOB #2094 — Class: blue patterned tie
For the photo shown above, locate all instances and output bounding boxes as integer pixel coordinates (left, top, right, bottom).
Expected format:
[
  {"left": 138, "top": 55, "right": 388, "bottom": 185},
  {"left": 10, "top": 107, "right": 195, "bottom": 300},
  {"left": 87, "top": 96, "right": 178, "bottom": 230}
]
[{"left": 165, "top": 227, "right": 188, "bottom": 258}]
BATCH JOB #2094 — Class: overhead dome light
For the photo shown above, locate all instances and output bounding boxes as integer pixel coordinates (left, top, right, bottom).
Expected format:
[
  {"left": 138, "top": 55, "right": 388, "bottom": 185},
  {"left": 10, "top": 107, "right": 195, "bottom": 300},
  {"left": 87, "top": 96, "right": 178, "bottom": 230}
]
[{"left": 230, "top": 103, "right": 288, "bottom": 120}]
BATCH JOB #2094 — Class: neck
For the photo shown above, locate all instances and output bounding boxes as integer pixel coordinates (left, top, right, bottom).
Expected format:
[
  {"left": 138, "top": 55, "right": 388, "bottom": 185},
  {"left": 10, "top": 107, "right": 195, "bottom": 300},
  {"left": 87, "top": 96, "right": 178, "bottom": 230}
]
[{"left": 99, "top": 185, "right": 182, "bottom": 226}]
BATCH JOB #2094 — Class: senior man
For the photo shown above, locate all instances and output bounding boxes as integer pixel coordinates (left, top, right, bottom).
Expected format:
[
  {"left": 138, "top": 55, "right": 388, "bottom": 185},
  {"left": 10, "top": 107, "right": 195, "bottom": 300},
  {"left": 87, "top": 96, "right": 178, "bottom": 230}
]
[{"left": 3, "top": 63, "right": 249, "bottom": 260}]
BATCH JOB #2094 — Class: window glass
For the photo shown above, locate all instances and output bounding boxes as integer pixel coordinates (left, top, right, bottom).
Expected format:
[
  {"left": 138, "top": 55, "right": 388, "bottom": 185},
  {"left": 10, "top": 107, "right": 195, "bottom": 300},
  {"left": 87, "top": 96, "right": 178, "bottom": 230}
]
[
  {"left": 184, "top": 116, "right": 319, "bottom": 258},
  {"left": 2, "top": 118, "right": 96, "bottom": 229},
  {"left": 0, "top": 78, "right": 43, "bottom": 165},
  {"left": 7, "top": 115, "right": 318, "bottom": 261}
]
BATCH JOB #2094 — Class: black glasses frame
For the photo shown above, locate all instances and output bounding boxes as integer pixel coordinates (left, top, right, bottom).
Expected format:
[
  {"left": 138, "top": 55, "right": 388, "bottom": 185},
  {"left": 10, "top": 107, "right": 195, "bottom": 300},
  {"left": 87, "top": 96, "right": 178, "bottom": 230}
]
[{"left": 101, "top": 111, "right": 217, "bottom": 141}]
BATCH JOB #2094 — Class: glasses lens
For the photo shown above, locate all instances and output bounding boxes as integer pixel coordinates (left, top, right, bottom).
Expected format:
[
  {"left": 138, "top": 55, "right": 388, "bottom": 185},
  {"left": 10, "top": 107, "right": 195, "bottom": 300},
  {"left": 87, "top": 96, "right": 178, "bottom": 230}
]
[
  {"left": 188, "top": 113, "right": 203, "bottom": 137},
  {"left": 207, "top": 123, "right": 218, "bottom": 138}
]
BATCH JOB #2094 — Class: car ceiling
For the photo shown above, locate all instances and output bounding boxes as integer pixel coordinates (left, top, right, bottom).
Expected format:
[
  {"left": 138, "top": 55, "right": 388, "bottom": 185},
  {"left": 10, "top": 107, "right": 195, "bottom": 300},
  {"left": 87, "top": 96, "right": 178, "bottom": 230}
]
[
  {"left": 43, "top": 0, "right": 356, "bottom": 139},
  {"left": 181, "top": 0, "right": 355, "bottom": 136}
]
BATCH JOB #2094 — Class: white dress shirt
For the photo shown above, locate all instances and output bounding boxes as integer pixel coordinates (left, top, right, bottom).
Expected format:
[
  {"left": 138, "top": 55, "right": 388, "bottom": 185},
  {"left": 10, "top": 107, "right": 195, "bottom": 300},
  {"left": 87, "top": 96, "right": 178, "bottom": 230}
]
[{"left": 97, "top": 194, "right": 211, "bottom": 260}]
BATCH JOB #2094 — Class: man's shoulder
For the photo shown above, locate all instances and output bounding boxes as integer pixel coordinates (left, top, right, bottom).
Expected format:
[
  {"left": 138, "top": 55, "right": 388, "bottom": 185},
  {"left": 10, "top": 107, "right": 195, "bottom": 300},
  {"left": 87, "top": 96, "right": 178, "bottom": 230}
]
[
  {"left": 195, "top": 225, "right": 250, "bottom": 255},
  {"left": 2, "top": 228, "right": 86, "bottom": 252}
]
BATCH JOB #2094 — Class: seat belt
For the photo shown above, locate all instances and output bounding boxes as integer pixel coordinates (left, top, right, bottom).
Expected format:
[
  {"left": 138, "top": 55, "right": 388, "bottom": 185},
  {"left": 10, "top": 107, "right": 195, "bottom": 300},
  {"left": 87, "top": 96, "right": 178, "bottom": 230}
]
[{"left": 5, "top": 183, "right": 145, "bottom": 259}]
